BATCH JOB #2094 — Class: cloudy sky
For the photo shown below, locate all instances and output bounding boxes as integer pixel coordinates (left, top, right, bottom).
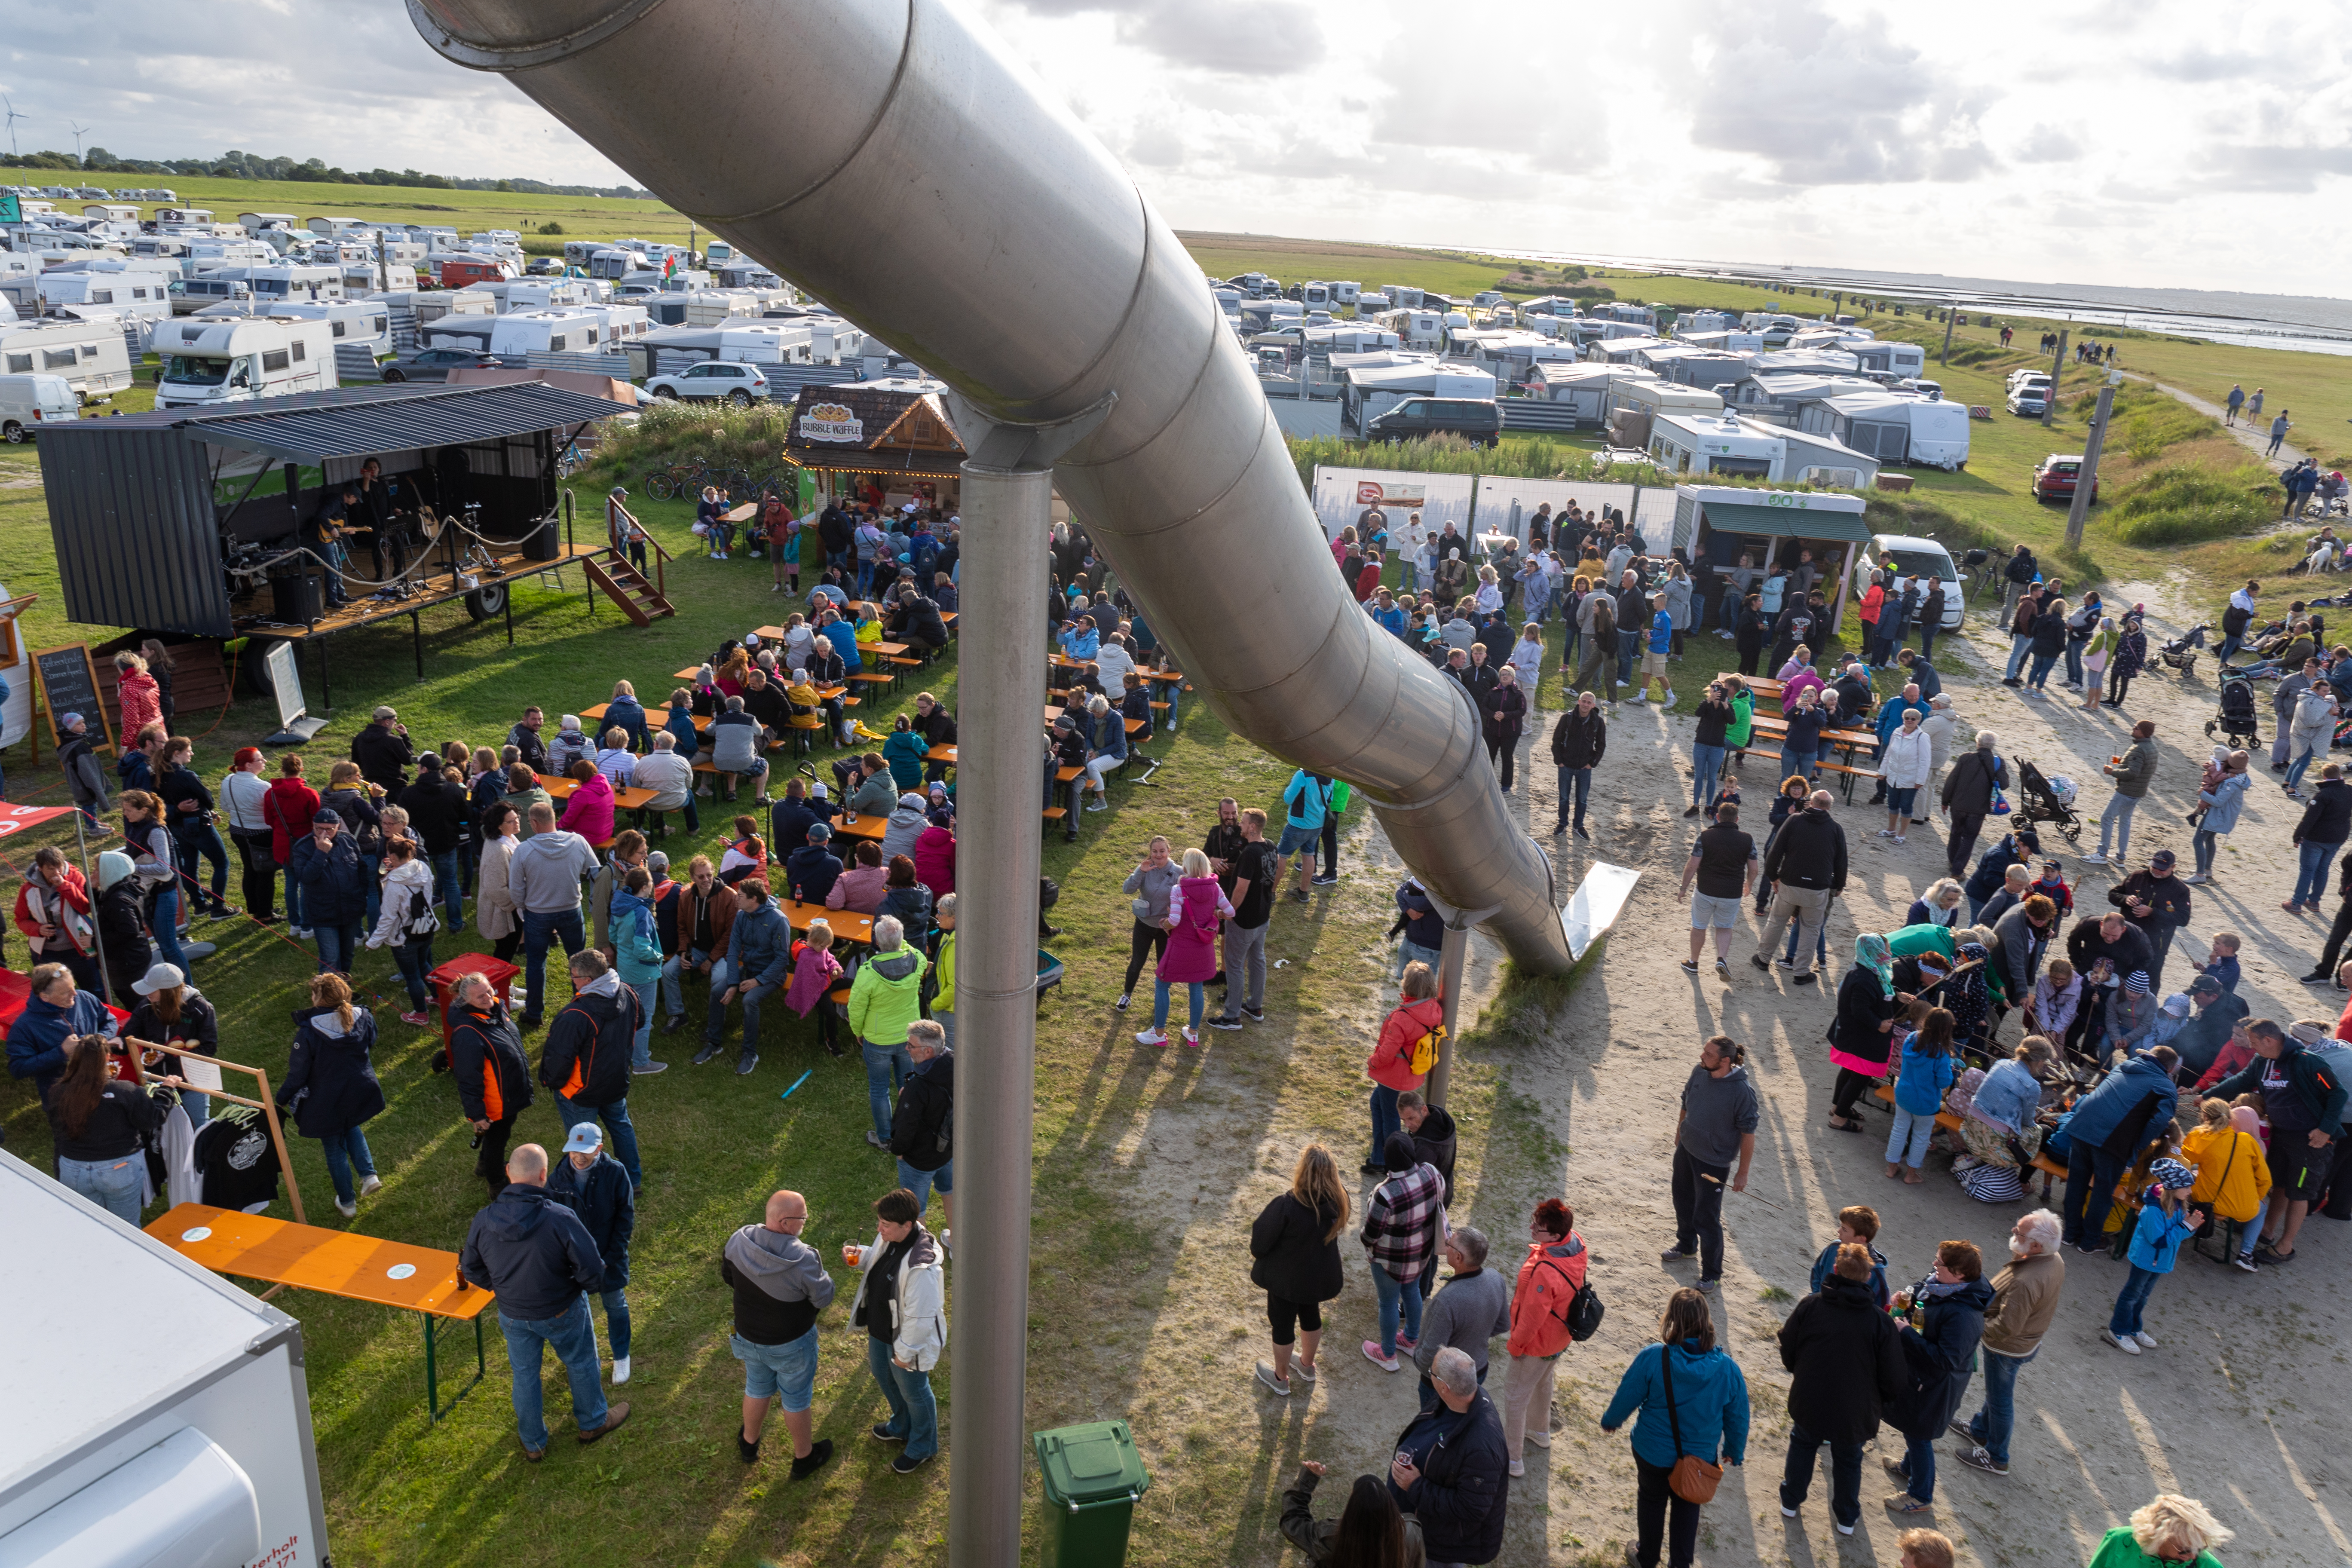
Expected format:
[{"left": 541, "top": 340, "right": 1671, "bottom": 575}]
[{"left": 9, "top": 0, "right": 2348, "bottom": 299}]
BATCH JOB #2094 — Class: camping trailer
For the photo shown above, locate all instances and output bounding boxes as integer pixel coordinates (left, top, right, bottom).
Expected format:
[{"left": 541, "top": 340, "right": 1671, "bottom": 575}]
[
  {"left": 1342, "top": 361, "right": 1497, "bottom": 435},
  {"left": 1648, "top": 410, "right": 1786, "bottom": 480},
  {"left": 154, "top": 316, "right": 340, "bottom": 407},
  {"left": 0, "top": 318, "right": 134, "bottom": 399}
]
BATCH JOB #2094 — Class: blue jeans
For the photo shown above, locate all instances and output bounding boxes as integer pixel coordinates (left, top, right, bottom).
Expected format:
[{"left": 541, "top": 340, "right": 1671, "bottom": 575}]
[
  {"left": 897, "top": 1158, "right": 954, "bottom": 1219},
  {"left": 149, "top": 885, "right": 187, "bottom": 975},
  {"left": 864, "top": 1038, "right": 913, "bottom": 1140},
  {"left": 499, "top": 1296, "right": 608, "bottom": 1450},
  {"left": 2110, "top": 1264, "right": 2162, "bottom": 1338},
  {"left": 1152, "top": 979, "right": 1204, "bottom": 1032},
  {"left": 1780, "top": 745, "right": 1816, "bottom": 784},
  {"left": 1691, "top": 742, "right": 1727, "bottom": 807},
  {"left": 58, "top": 1152, "right": 144, "bottom": 1224},
  {"left": 704, "top": 959, "right": 781, "bottom": 1057},
  {"left": 287, "top": 869, "right": 305, "bottom": 929},
  {"left": 1154, "top": 677, "right": 1181, "bottom": 726},
  {"left": 1370, "top": 1083, "right": 1403, "bottom": 1167},
  {"left": 1967, "top": 1345, "right": 2036, "bottom": 1467},
  {"left": 556, "top": 1094, "right": 643, "bottom": 1189},
  {"left": 1557, "top": 765, "right": 1592, "bottom": 830},
  {"left": 626, "top": 978, "right": 658, "bottom": 1067},
  {"left": 2192, "top": 828, "right": 2220, "bottom": 878},
  {"left": 1894, "top": 1435, "right": 1937, "bottom": 1503},
  {"left": 2294, "top": 840, "right": 2341, "bottom": 906},
  {"left": 317, "top": 1126, "right": 377, "bottom": 1206},
  {"left": 867, "top": 1336, "right": 939, "bottom": 1461},
  {"left": 360, "top": 853, "right": 383, "bottom": 930},
  {"left": 313, "top": 919, "right": 361, "bottom": 978},
  {"left": 1395, "top": 937, "right": 1441, "bottom": 980},
  {"left": 1372, "top": 1262, "right": 1424, "bottom": 1357},
  {"left": 389, "top": 933, "right": 435, "bottom": 1011},
  {"left": 2005, "top": 633, "right": 2034, "bottom": 679},
  {"left": 431, "top": 849, "right": 465, "bottom": 931},
  {"left": 2028, "top": 651, "right": 2059, "bottom": 690},
  {"left": 659, "top": 946, "right": 714, "bottom": 1019},
  {"left": 1617, "top": 629, "right": 1642, "bottom": 682},
  {"left": 1886, "top": 1105, "right": 1937, "bottom": 1167},
  {"left": 173, "top": 819, "right": 231, "bottom": 909},
  {"left": 521, "top": 906, "right": 586, "bottom": 1020},
  {"left": 2287, "top": 747, "right": 2321, "bottom": 794},
  {"left": 597, "top": 1287, "right": 631, "bottom": 1361}
]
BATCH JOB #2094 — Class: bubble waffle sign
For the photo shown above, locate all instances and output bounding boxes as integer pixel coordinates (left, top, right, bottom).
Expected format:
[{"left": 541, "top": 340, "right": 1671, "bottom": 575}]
[{"left": 798, "top": 401, "right": 864, "bottom": 443}]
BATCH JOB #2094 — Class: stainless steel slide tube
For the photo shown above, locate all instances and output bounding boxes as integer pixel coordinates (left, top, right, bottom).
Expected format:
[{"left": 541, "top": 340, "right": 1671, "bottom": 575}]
[{"left": 407, "top": 0, "right": 1572, "bottom": 971}]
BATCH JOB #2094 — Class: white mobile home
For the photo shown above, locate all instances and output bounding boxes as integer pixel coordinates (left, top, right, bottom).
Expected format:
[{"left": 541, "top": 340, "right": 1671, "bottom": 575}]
[
  {"left": 0, "top": 318, "right": 133, "bottom": 399},
  {"left": 236, "top": 211, "right": 300, "bottom": 234},
  {"left": 1848, "top": 338, "right": 1929, "bottom": 381},
  {"left": 1747, "top": 347, "right": 1861, "bottom": 377},
  {"left": 37, "top": 269, "right": 172, "bottom": 337},
  {"left": 1800, "top": 392, "right": 1969, "bottom": 469},
  {"left": 204, "top": 297, "right": 393, "bottom": 356},
  {"left": 154, "top": 316, "right": 339, "bottom": 407},
  {"left": 1648, "top": 410, "right": 1787, "bottom": 480},
  {"left": 1374, "top": 309, "right": 1447, "bottom": 351},
  {"left": 154, "top": 205, "right": 214, "bottom": 226}
]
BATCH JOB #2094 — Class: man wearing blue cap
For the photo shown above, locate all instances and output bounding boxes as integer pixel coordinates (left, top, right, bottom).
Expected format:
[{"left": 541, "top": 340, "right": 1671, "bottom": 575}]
[{"left": 547, "top": 1120, "right": 636, "bottom": 1387}]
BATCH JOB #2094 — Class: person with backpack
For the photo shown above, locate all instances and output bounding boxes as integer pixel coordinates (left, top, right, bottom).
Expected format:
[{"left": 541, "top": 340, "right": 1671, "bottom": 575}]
[
  {"left": 888, "top": 1020, "right": 954, "bottom": 1240},
  {"left": 1601, "top": 1288, "right": 1749, "bottom": 1568},
  {"left": 1274, "top": 769, "right": 1333, "bottom": 903},
  {"left": 445, "top": 970, "right": 534, "bottom": 1200},
  {"left": 1364, "top": 961, "right": 1445, "bottom": 1175},
  {"left": 362, "top": 837, "right": 440, "bottom": 1027},
  {"left": 540, "top": 948, "right": 645, "bottom": 1191},
  {"left": 1502, "top": 1197, "right": 1592, "bottom": 1474},
  {"left": 1777, "top": 1241, "right": 1905, "bottom": 1537},
  {"left": 2202, "top": 1018, "right": 2349, "bottom": 1265}
]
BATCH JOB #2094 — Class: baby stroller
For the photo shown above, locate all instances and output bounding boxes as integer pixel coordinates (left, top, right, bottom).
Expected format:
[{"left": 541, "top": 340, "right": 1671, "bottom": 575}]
[
  {"left": 2012, "top": 760, "right": 2082, "bottom": 844},
  {"left": 2205, "top": 675, "right": 2260, "bottom": 750},
  {"left": 2157, "top": 622, "right": 2207, "bottom": 680}
]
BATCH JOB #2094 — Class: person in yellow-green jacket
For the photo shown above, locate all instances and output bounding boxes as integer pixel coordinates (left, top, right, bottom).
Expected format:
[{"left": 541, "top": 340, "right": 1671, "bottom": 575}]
[
  {"left": 849, "top": 914, "right": 929, "bottom": 1149},
  {"left": 2086, "top": 1493, "right": 2232, "bottom": 1567},
  {"left": 928, "top": 894, "right": 958, "bottom": 1050}
]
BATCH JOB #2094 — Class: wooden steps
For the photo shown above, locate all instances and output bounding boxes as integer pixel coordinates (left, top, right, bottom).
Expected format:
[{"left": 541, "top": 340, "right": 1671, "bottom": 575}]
[{"left": 585, "top": 549, "right": 676, "bottom": 626}]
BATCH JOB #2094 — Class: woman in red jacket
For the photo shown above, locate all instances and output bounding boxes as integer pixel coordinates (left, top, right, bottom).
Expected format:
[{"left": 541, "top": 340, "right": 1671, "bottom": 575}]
[
  {"left": 1504, "top": 1197, "right": 1589, "bottom": 1474},
  {"left": 1365, "top": 962, "right": 1444, "bottom": 1175},
  {"left": 263, "top": 755, "right": 322, "bottom": 935}
]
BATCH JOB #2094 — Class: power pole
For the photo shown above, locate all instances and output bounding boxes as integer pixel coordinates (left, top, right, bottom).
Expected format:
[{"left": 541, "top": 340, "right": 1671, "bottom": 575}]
[
  {"left": 2040, "top": 329, "right": 2068, "bottom": 430},
  {"left": 2065, "top": 370, "right": 2119, "bottom": 551},
  {"left": 1939, "top": 306, "right": 1957, "bottom": 368}
]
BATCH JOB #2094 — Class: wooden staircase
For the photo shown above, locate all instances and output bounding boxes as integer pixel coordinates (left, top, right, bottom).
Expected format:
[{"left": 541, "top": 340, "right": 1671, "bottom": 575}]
[{"left": 587, "top": 499, "right": 677, "bottom": 626}]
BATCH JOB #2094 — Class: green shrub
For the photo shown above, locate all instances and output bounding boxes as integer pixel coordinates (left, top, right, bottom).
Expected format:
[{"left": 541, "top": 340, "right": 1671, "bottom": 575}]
[{"left": 2103, "top": 463, "right": 2275, "bottom": 546}]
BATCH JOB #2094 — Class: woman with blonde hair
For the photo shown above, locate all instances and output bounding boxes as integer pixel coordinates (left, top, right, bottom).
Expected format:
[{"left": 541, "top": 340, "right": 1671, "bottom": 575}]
[
  {"left": 276, "top": 972, "right": 386, "bottom": 1220},
  {"left": 2089, "top": 1494, "right": 2233, "bottom": 1567},
  {"left": 1248, "top": 1143, "right": 1350, "bottom": 1396}
]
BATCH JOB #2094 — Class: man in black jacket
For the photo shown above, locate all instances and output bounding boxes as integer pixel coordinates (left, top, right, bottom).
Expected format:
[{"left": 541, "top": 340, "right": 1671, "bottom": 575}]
[
  {"left": 2064, "top": 910, "right": 2158, "bottom": 1056},
  {"left": 401, "top": 758, "right": 469, "bottom": 931},
  {"left": 541, "top": 949, "right": 644, "bottom": 1189},
  {"left": 1752, "top": 790, "right": 1845, "bottom": 984},
  {"left": 1779, "top": 1243, "right": 1905, "bottom": 1534},
  {"left": 458, "top": 1142, "right": 628, "bottom": 1458},
  {"left": 2288, "top": 764, "right": 2352, "bottom": 917},
  {"left": 723, "top": 1188, "right": 837, "bottom": 1476},
  {"left": 509, "top": 706, "right": 552, "bottom": 775},
  {"left": 1388, "top": 1346, "right": 1510, "bottom": 1566},
  {"left": 2109, "top": 849, "right": 2193, "bottom": 986},
  {"left": 1550, "top": 690, "right": 1606, "bottom": 839},
  {"left": 2001, "top": 543, "right": 2037, "bottom": 627},
  {"left": 1939, "top": 733, "right": 2008, "bottom": 879},
  {"left": 447, "top": 972, "right": 535, "bottom": 1198},
  {"left": 548, "top": 1121, "right": 636, "bottom": 1384},
  {"left": 889, "top": 1020, "right": 955, "bottom": 1239},
  {"left": 350, "top": 705, "right": 415, "bottom": 796}
]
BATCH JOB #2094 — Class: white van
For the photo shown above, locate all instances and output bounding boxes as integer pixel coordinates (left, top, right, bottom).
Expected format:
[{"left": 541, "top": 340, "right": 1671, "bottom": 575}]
[
  {"left": 1870, "top": 532, "right": 1965, "bottom": 630},
  {"left": 153, "top": 316, "right": 340, "bottom": 408},
  {"left": 0, "top": 318, "right": 134, "bottom": 399},
  {"left": 0, "top": 372, "right": 79, "bottom": 440}
]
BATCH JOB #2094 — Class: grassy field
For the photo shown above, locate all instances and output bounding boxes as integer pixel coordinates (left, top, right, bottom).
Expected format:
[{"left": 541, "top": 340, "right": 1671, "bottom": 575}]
[{"left": 0, "top": 424, "right": 1585, "bottom": 1566}]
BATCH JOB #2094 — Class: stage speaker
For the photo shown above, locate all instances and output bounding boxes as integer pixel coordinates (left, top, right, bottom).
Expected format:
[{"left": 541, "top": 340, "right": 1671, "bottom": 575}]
[
  {"left": 519, "top": 518, "right": 560, "bottom": 562},
  {"left": 272, "top": 570, "right": 320, "bottom": 622}
]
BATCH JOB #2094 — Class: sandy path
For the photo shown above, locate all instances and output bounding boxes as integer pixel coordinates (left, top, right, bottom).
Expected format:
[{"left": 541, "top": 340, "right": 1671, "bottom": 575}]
[
  {"left": 1127, "top": 578, "right": 2352, "bottom": 1567},
  {"left": 2130, "top": 372, "right": 2306, "bottom": 472}
]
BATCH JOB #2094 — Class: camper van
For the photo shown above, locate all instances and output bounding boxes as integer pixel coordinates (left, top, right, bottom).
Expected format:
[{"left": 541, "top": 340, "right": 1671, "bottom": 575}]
[
  {"left": 432, "top": 254, "right": 515, "bottom": 289},
  {"left": 215, "top": 297, "right": 394, "bottom": 356},
  {"left": 37, "top": 268, "right": 173, "bottom": 338},
  {"left": 153, "top": 206, "right": 214, "bottom": 226},
  {"left": 0, "top": 318, "right": 134, "bottom": 400},
  {"left": 0, "top": 372, "right": 80, "bottom": 440},
  {"left": 153, "top": 316, "right": 339, "bottom": 407}
]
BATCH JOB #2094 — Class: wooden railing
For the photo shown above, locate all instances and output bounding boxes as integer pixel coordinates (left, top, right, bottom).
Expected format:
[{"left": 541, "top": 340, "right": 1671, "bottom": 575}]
[{"left": 608, "top": 498, "right": 672, "bottom": 601}]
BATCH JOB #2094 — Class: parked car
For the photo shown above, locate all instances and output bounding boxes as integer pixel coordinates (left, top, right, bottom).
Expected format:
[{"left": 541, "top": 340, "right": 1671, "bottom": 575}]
[
  {"left": 2006, "top": 376, "right": 2050, "bottom": 416},
  {"left": 643, "top": 359, "right": 771, "bottom": 404},
  {"left": 380, "top": 347, "right": 508, "bottom": 383},
  {"left": 525, "top": 257, "right": 564, "bottom": 276},
  {"left": 1364, "top": 396, "right": 1502, "bottom": 447},
  {"left": 2032, "top": 453, "right": 2099, "bottom": 505}
]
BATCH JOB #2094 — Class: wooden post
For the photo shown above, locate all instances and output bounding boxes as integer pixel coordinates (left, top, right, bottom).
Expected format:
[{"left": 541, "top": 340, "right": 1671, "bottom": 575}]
[{"left": 131, "top": 1039, "right": 309, "bottom": 1225}]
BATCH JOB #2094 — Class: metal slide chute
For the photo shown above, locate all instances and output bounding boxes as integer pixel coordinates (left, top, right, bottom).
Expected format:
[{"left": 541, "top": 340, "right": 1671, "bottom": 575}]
[{"left": 407, "top": 0, "right": 1572, "bottom": 972}]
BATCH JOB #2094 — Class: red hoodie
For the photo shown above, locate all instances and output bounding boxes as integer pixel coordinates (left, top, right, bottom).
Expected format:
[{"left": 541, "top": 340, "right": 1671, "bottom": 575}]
[
  {"left": 13, "top": 867, "right": 93, "bottom": 959},
  {"left": 263, "top": 776, "right": 322, "bottom": 863}
]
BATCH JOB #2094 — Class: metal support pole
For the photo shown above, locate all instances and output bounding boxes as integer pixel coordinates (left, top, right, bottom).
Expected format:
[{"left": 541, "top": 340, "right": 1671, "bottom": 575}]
[
  {"left": 1939, "top": 306, "right": 1957, "bottom": 368},
  {"left": 1430, "top": 922, "right": 1468, "bottom": 1110},
  {"left": 2041, "top": 330, "right": 2067, "bottom": 430},
  {"left": 2065, "top": 374, "right": 2119, "bottom": 552},
  {"left": 942, "top": 392, "right": 1112, "bottom": 1568}
]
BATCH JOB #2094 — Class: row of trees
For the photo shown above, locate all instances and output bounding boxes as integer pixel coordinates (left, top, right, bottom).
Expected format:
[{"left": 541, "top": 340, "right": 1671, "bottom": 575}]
[{"left": 0, "top": 148, "right": 652, "bottom": 200}]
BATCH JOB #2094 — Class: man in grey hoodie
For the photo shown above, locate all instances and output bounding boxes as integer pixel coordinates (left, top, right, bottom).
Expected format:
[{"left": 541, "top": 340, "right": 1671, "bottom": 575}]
[
  {"left": 723, "top": 1188, "right": 837, "bottom": 1477},
  {"left": 879, "top": 792, "right": 929, "bottom": 863},
  {"left": 1412, "top": 1226, "right": 1512, "bottom": 1421},
  {"left": 511, "top": 802, "right": 600, "bottom": 1028},
  {"left": 58, "top": 712, "right": 110, "bottom": 833}
]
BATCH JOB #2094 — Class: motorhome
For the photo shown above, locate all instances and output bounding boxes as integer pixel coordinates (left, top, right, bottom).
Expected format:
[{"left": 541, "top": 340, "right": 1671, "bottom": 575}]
[
  {"left": 1799, "top": 391, "right": 1970, "bottom": 469},
  {"left": 180, "top": 264, "right": 345, "bottom": 307},
  {"left": 339, "top": 262, "right": 419, "bottom": 296},
  {"left": 1648, "top": 410, "right": 1788, "bottom": 480},
  {"left": 154, "top": 206, "right": 214, "bottom": 226},
  {"left": 153, "top": 315, "right": 339, "bottom": 407},
  {"left": 1372, "top": 309, "right": 1448, "bottom": 352},
  {"left": 431, "top": 254, "right": 515, "bottom": 289},
  {"left": 1381, "top": 284, "right": 1425, "bottom": 311},
  {"left": 1848, "top": 338, "right": 1929, "bottom": 381},
  {"left": 235, "top": 211, "right": 300, "bottom": 234},
  {"left": 0, "top": 318, "right": 134, "bottom": 399},
  {"left": 200, "top": 297, "right": 394, "bottom": 356},
  {"left": 0, "top": 371, "right": 80, "bottom": 439},
  {"left": 36, "top": 267, "right": 173, "bottom": 339}
]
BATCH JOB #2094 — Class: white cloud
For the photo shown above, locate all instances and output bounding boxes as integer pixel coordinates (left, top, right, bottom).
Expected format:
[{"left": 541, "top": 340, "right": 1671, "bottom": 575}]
[
  {"left": 1008, "top": 0, "right": 1326, "bottom": 74},
  {"left": 2016, "top": 123, "right": 2084, "bottom": 163}
]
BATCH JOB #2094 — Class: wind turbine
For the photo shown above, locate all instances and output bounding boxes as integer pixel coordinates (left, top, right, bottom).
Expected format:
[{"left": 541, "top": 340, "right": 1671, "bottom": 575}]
[
  {"left": 69, "top": 121, "right": 89, "bottom": 161},
  {"left": 2, "top": 98, "right": 24, "bottom": 158}
]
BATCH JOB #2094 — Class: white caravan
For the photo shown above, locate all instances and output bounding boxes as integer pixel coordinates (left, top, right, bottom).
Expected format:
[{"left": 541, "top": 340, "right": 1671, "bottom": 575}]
[
  {"left": 0, "top": 318, "right": 133, "bottom": 399},
  {"left": 154, "top": 316, "right": 340, "bottom": 407}
]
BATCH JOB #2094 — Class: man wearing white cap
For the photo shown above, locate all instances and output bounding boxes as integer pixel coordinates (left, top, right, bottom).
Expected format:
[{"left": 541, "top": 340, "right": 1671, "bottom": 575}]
[{"left": 548, "top": 1120, "right": 637, "bottom": 1385}]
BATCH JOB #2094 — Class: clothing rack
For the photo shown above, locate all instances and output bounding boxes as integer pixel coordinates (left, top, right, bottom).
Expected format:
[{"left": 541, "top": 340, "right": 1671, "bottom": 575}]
[{"left": 121, "top": 1037, "right": 308, "bottom": 1229}]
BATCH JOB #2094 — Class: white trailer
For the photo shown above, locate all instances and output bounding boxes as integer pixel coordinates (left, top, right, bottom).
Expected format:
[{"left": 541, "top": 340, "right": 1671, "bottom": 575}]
[
  {"left": 235, "top": 211, "right": 300, "bottom": 234},
  {"left": 154, "top": 316, "right": 340, "bottom": 407},
  {"left": 480, "top": 308, "right": 616, "bottom": 356},
  {"left": 0, "top": 1152, "right": 330, "bottom": 1568},
  {"left": 37, "top": 270, "right": 172, "bottom": 339},
  {"left": 206, "top": 297, "right": 394, "bottom": 356},
  {"left": 154, "top": 206, "right": 214, "bottom": 226},
  {"left": 0, "top": 318, "right": 134, "bottom": 399}
]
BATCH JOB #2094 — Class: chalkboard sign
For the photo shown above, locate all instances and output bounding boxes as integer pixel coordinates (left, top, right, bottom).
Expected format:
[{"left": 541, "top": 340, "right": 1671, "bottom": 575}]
[{"left": 33, "top": 643, "right": 112, "bottom": 753}]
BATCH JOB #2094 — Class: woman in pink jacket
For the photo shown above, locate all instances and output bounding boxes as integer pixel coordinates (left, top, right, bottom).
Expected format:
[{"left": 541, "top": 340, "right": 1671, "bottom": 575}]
[
  {"left": 113, "top": 652, "right": 164, "bottom": 740},
  {"left": 556, "top": 760, "right": 616, "bottom": 845},
  {"left": 1137, "top": 848, "right": 1228, "bottom": 1050}
]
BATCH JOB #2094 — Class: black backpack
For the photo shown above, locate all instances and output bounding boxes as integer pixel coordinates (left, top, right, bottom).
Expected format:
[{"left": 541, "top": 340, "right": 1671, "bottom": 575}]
[{"left": 1566, "top": 1278, "right": 1605, "bottom": 1342}]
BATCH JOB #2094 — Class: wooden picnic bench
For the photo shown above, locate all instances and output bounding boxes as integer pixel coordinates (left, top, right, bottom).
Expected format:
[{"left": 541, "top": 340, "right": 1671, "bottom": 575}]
[{"left": 1872, "top": 1084, "right": 2067, "bottom": 1182}]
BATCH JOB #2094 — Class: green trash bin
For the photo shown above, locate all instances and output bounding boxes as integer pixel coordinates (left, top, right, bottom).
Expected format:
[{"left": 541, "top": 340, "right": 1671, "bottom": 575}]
[{"left": 1034, "top": 1418, "right": 1150, "bottom": 1568}]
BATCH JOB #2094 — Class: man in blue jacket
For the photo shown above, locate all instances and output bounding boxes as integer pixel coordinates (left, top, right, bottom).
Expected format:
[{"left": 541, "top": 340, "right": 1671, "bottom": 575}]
[
  {"left": 6, "top": 962, "right": 117, "bottom": 1107},
  {"left": 548, "top": 1121, "right": 637, "bottom": 1386},
  {"left": 2204, "top": 1019, "right": 2349, "bottom": 1265},
  {"left": 1388, "top": 1346, "right": 1510, "bottom": 1565},
  {"left": 2058, "top": 1044, "right": 2180, "bottom": 1250},
  {"left": 697, "top": 877, "right": 792, "bottom": 1075},
  {"left": 459, "top": 1142, "right": 629, "bottom": 1459}
]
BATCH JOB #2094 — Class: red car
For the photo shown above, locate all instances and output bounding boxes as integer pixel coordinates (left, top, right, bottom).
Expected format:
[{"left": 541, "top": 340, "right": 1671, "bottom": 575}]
[{"left": 2033, "top": 453, "right": 2099, "bottom": 505}]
